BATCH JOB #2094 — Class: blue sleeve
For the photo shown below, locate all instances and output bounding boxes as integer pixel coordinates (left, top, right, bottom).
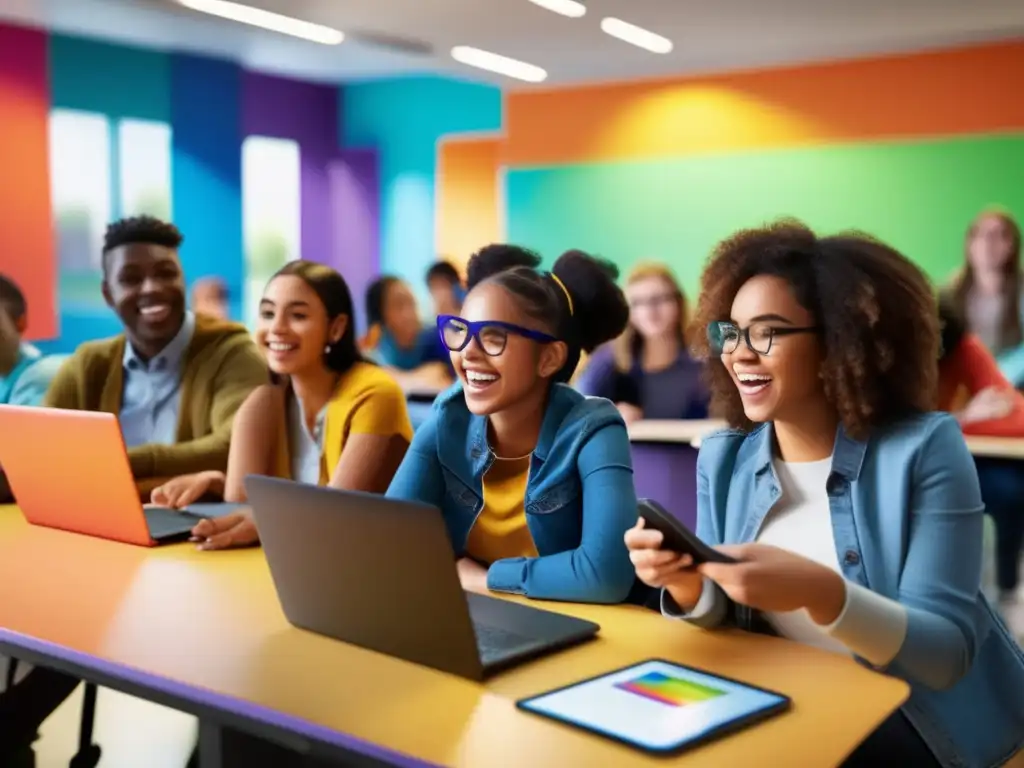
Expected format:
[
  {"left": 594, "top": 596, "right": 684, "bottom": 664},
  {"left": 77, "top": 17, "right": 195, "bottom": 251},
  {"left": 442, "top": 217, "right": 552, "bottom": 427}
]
[
  {"left": 385, "top": 411, "right": 446, "bottom": 508},
  {"left": 575, "top": 346, "right": 618, "bottom": 399},
  {"left": 879, "top": 416, "right": 986, "bottom": 690},
  {"left": 8, "top": 357, "right": 61, "bottom": 406},
  {"left": 486, "top": 423, "right": 638, "bottom": 604},
  {"left": 996, "top": 343, "right": 1024, "bottom": 388}
]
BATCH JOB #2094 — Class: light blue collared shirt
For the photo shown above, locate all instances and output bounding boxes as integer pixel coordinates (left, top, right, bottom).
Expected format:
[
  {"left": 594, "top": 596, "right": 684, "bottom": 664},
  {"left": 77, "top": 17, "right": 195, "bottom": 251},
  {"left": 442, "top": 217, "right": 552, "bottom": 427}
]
[
  {"left": 676, "top": 415, "right": 1024, "bottom": 768},
  {"left": 120, "top": 312, "right": 196, "bottom": 449}
]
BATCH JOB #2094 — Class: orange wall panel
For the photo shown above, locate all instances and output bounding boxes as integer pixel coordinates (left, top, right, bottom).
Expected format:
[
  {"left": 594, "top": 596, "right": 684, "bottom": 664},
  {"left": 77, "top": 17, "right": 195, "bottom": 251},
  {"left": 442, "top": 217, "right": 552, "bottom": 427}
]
[
  {"left": 505, "top": 41, "right": 1024, "bottom": 168},
  {"left": 0, "top": 25, "right": 55, "bottom": 340},
  {"left": 436, "top": 136, "right": 503, "bottom": 271}
]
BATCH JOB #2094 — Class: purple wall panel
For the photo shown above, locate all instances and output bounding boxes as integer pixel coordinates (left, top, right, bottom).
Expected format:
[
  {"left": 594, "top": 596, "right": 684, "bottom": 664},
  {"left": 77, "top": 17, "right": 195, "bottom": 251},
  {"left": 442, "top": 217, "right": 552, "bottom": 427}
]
[
  {"left": 241, "top": 71, "right": 337, "bottom": 267},
  {"left": 330, "top": 149, "right": 380, "bottom": 333}
]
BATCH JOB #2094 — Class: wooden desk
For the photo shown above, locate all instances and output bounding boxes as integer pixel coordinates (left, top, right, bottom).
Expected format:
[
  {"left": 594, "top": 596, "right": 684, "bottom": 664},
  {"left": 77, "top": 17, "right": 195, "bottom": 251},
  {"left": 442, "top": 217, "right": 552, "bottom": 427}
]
[
  {"left": 963, "top": 435, "right": 1024, "bottom": 460},
  {"left": 628, "top": 420, "right": 727, "bottom": 445},
  {"left": 0, "top": 507, "right": 908, "bottom": 767}
]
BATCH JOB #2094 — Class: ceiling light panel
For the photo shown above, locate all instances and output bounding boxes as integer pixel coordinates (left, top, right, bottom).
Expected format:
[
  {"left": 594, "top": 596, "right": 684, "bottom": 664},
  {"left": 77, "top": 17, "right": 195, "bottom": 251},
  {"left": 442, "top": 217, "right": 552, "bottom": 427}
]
[
  {"left": 451, "top": 46, "right": 548, "bottom": 83},
  {"left": 527, "top": 0, "right": 586, "bottom": 18},
  {"left": 175, "top": 0, "right": 344, "bottom": 45},
  {"left": 601, "top": 17, "right": 673, "bottom": 54}
]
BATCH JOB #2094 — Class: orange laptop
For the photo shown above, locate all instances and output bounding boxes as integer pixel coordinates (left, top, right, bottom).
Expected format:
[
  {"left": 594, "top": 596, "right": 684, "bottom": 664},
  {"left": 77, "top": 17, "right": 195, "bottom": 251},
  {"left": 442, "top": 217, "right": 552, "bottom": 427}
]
[{"left": 0, "top": 405, "right": 208, "bottom": 546}]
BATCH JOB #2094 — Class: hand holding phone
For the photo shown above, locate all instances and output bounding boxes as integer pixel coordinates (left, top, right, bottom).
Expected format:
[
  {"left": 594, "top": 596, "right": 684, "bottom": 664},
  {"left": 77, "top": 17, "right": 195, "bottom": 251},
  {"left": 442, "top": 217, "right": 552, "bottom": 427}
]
[{"left": 638, "top": 499, "right": 738, "bottom": 565}]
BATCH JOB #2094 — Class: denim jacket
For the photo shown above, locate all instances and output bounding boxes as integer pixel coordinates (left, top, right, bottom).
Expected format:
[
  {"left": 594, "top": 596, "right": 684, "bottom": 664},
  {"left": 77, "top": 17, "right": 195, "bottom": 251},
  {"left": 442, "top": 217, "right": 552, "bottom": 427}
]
[
  {"left": 691, "top": 412, "right": 1024, "bottom": 768},
  {"left": 386, "top": 382, "right": 637, "bottom": 604}
]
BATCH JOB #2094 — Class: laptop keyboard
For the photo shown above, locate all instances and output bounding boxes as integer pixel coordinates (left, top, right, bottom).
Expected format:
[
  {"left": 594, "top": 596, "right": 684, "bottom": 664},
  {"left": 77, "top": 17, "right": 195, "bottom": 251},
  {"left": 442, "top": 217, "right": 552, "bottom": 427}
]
[
  {"left": 143, "top": 507, "right": 204, "bottom": 540},
  {"left": 473, "top": 622, "right": 544, "bottom": 664}
]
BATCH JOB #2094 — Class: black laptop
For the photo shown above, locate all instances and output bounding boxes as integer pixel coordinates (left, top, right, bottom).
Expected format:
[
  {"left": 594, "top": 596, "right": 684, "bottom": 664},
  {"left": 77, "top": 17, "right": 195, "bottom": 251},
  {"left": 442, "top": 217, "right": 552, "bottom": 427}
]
[{"left": 245, "top": 476, "right": 600, "bottom": 681}]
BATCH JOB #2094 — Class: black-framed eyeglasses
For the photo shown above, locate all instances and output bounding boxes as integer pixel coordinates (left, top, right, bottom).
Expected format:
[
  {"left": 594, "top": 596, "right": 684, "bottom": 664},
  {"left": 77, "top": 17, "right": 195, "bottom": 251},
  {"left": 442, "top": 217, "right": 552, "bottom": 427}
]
[
  {"left": 707, "top": 321, "right": 820, "bottom": 356},
  {"left": 437, "top": 314, "right": 558, "bottom": 357}
]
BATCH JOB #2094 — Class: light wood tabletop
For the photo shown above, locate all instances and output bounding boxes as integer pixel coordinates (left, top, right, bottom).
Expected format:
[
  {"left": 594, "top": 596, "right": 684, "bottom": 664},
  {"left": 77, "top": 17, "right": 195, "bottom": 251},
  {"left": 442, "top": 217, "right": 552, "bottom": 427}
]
[
  {"left": 630, "top": 420, "right": 1024, "bottom": 460},
  {"left": 0, "top": 507, "right": 908, "bottom": 767},
  {"left": 628, "top": 420, "right": 727, "bottom": 445},
  {"left": 963, "top": 435, "right": 1024, "bottom": 459}
]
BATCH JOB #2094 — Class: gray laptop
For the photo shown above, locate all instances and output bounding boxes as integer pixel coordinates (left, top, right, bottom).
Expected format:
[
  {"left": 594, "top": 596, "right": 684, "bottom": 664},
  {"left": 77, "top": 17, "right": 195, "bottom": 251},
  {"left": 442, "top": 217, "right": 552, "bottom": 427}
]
[{"left": 244, "top": 476, "right": 600, "bottom": 681}]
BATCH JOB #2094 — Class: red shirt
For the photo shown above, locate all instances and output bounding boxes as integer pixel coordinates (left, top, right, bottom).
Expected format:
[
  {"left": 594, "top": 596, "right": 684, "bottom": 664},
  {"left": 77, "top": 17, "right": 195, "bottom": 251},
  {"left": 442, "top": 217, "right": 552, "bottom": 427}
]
[{"left": 937, "top": 333, "right": 1024, "bottom": 436}]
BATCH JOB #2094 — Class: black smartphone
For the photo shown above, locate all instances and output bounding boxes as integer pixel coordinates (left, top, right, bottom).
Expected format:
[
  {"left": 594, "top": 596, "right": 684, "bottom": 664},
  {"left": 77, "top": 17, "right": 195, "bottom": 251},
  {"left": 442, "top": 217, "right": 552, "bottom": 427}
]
[{"left": 638, "top": 499, "right": 738, "bottom": 564}]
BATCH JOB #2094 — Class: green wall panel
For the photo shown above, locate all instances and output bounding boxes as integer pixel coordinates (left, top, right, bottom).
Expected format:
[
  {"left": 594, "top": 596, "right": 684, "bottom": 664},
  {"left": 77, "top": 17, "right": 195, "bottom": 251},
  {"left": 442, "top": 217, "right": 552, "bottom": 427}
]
[{"left": 506, "top": 134, "right": 1024, "bottom": 294}]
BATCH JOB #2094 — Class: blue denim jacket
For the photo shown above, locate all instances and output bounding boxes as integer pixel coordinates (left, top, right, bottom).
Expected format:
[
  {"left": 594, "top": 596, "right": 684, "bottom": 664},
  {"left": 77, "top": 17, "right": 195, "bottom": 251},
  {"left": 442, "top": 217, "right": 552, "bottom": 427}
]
[
  {"left": 386, "top": 382, "right": 637, "bottom": 603},
  {"left": 693, "top": 413, "right": 1024, "bottom": 768}
]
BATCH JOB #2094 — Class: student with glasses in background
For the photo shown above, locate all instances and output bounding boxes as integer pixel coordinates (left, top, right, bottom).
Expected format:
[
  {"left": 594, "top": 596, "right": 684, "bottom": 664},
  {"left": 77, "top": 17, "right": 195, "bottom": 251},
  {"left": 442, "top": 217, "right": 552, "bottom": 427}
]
[
  {"left": 577, "top": 262, "right": 708, "bottom": 424},
  {"left": 387, "top": 244, "right": 641, "bottom": 604},
  {"left": 625, "top": 221, "right": 1024, "bottom": 767}
]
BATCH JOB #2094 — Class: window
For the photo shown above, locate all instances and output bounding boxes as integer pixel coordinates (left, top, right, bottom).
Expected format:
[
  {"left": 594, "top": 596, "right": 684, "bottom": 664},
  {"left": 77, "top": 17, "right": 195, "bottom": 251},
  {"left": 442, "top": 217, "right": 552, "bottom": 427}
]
[
  {"left": 242, "top": 136, "right": 301, "bottom": 328},
  {"left": 49, "top": 109, "right": 112, "bottom": 309},
  {"left": 118, "top": 119, "right": 172, "bottom": 220}
]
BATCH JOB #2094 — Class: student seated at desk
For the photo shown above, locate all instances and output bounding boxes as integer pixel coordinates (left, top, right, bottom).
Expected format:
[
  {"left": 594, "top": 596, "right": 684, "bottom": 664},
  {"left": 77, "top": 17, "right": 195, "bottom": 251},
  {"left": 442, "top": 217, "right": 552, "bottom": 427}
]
[
  {"left": 941, "top": 208, "right": 1024, "bottom": 387},
  {"left": 937, "top": 295, "right": 1024, "bottom": 605},
  {"left": 0, "top": 275, "right": 64, "bottom": 503},
  {"left": 1, "top": 218, "right": 268, "bottom": 762},
  {"left": 361, "top": 275, "right": 453, "bottom": 392},
  {"left": 577, "top": 262, "right": 708, "bottom": 423},
  {"left": 625, "top": 222, "right": 1024, "bottom": 767},
  {"left": 387, "top": 245, "right": 638, "bottom": 604},
  {"left": 152, "top": 261, "right": 413, "bottom": 549},
  {"left": 43, "top": 216, "right": 267, "bottom": 500}
]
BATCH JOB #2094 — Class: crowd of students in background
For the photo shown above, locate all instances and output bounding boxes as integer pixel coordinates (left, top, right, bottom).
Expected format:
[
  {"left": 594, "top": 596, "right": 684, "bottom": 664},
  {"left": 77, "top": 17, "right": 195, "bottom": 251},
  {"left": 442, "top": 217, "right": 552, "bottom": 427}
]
[{"left": 1, "top": 208, "right": 1023, "bottom": 766}]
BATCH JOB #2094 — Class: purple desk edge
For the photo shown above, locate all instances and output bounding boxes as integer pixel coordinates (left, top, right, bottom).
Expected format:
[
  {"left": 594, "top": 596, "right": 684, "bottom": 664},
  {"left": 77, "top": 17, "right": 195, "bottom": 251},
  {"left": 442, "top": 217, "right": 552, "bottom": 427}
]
[
  {"left": 630, "top": 442, "right": 699, "bottom": 530},
  {"left": 0, "top": 629, "right": 436, "bottom": 768}
]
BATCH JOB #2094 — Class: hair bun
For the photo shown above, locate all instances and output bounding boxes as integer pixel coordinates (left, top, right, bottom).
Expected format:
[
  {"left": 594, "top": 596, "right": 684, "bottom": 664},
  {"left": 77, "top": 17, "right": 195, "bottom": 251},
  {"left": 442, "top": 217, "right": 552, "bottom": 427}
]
[
  {"left": 551, "top": 249, "right": 629, "bottom": 353},
  {"left": 466, "top": 244, "right": 541, "bottom": 290}
]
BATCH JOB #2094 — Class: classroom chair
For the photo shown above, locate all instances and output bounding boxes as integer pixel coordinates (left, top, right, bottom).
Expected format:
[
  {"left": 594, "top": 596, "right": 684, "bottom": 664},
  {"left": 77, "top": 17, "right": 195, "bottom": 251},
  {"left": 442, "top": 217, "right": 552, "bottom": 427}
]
[{"left": 3, "top": 659, "right": 101, "bottom": 768}]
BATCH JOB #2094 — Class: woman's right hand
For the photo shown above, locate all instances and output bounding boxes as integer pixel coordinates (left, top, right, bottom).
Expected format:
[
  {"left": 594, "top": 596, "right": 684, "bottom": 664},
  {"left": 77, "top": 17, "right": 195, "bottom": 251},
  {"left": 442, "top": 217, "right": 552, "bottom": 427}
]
[
  {"left": 191, "top": 511, "right": 258, "bottom": 551},
  {"left": 959, "top": 386, "right": 1015, "bottom": 425},
  {"left": 624, "top": 518, "right": 705, "bottom": 611},
  {"left": 151, "top": 471, "right": 225, "bottom": 509}
]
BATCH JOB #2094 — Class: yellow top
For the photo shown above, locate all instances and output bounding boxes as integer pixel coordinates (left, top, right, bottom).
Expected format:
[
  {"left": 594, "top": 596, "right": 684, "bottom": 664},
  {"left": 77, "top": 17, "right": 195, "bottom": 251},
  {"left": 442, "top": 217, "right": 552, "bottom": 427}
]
[
  {"left": 274, "top": 362, "right": 414, "bottom": 484},
  {"left": 465, "top": 454, "right": 537, "bottom": 564}
]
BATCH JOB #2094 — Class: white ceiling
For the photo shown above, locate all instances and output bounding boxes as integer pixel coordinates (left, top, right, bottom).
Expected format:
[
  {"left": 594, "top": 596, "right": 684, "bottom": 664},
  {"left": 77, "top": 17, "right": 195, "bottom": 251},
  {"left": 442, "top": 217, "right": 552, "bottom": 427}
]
[{"left": 1, "top": 0, "right": 1022, "bottom": 88}]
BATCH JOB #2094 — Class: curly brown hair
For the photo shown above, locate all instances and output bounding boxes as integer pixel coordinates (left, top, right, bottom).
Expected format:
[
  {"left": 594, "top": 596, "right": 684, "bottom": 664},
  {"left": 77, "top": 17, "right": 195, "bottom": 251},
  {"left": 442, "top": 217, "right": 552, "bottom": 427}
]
[{"left": 690, "top": 219, "right": 939, "bottom": 439}]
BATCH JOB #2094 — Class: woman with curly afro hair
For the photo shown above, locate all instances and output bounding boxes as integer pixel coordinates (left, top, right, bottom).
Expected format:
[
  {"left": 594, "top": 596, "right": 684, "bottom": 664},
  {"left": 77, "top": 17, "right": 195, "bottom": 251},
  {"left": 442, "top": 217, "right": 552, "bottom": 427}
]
[{"left": 627, "top": 220, "right": 1024, "bottom": 767}]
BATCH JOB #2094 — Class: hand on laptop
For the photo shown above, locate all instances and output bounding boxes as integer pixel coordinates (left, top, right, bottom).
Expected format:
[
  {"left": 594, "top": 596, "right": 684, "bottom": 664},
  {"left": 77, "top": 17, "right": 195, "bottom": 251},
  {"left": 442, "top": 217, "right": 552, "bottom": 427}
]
[
  {"left": 457, "top": 558, "right": 489, "bottom": 593},
  {"left": 191, "top": 510, "right": 259, "bottom": 550},
  {"left": 151, "top": 471, "right": 226, "bottom": 508}
]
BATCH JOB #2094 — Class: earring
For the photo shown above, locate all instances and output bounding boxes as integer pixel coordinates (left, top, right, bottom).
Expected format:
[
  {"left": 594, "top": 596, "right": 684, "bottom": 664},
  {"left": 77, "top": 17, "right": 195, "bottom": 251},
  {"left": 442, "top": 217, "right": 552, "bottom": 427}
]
[{"left": 324, "top": 344, "right": 332, "bottom": 354}]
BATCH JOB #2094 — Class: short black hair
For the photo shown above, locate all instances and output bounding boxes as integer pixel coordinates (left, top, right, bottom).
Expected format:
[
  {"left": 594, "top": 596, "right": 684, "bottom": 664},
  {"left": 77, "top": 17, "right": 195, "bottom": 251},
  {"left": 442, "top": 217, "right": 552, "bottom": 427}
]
[
  {"left": 426, "top": 260, "right": 461, "bottom": 286},
  {"left": 465, "top": 243, "right": 630, "bottom": 383},
  {"left": 365, "top": 276, "right": 401, "bottom": 328},
  {"left": 102, "top": 216, "right": 184, "bottom": 273},
  {"left": 0, "top": 274, "right": 26, "bottom": 323}
]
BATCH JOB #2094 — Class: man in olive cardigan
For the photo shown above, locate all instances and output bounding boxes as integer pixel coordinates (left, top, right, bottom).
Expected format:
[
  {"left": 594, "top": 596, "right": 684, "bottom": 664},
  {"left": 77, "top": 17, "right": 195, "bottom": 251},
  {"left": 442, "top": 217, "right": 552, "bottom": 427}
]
[
  {"left": 45, "top": 216, "right": 267, "bottom": 497},
  {"left": 1, "top": 216, "right": 266, "bottom": 763}
]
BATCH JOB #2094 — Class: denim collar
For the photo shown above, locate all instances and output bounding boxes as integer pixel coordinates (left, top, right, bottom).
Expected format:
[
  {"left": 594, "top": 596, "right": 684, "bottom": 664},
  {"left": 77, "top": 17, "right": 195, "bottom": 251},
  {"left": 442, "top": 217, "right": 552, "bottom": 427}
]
[
  {"left": 750, "top": 420, "right": 868, "bottom": 480},
  {"left": 464, "top": 384, "right": 579, "bottom": 472}
]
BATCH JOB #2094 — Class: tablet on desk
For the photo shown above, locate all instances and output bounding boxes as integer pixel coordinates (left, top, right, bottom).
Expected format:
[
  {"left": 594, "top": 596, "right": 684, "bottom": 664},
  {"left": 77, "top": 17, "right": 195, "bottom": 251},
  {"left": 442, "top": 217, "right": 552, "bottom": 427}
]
[{"left": 517, "top": 659, "right": 790, "bottom": 756}]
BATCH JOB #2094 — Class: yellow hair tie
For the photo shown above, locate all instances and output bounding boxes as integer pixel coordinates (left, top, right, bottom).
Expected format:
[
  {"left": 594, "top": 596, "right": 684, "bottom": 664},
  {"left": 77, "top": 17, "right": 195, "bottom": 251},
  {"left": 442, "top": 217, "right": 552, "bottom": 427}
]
[{"left": 549, "top": 273, "right": 574, "bottom": 316}]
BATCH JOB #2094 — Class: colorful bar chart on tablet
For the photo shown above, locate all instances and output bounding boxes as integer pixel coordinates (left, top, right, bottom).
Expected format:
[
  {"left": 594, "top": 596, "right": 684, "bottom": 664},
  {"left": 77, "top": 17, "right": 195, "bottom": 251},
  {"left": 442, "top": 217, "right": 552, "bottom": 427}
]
[{"left": 615, "top": 671, "right": 726, "bottom": 707}]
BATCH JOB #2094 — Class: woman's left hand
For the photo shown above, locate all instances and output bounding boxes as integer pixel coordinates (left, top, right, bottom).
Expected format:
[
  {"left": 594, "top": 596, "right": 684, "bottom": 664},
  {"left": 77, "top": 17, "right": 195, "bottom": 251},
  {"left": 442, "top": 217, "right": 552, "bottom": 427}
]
[
  {"left": 699, "top": 544, "right": 847, "bottom": 625},
  {"left": 457, "top": 558, "right": 490, "bottom": 593}
]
